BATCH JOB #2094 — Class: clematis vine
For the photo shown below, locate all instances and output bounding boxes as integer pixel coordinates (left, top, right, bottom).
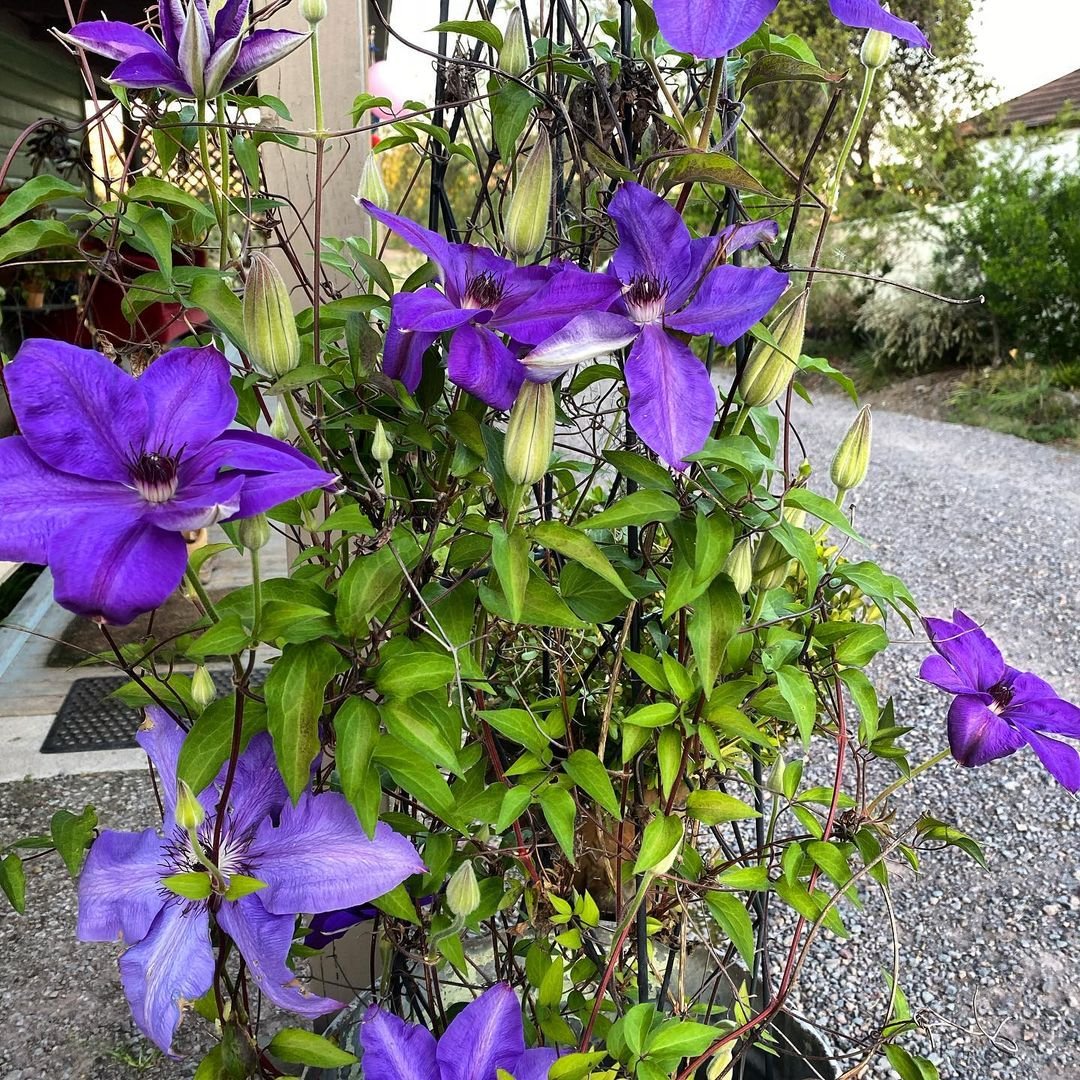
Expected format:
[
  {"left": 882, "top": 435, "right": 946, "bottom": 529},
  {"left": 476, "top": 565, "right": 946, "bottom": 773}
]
[
  {"left": 921, "top": 609, "right": 1080, "bottom": 791},
  {"left": 77, "top": 708, "right": 425, "bottom": 1054},
  {"left": 523, "top": 182, "right": 788, "bottom": 468},
  {"left": 0, "top": 340, "right": 336, "bottom": 625},
  {"left": 61, "top": 0, "right": 306, "bottom": 99},
  {"left": 653, "top": 0, "right": 930, "bottom": 59},
  {"left": 360, "top": 201, "right": 623, "bottom": 409},
  {"left": 359, "top": 982, "right": 558, "bottom": 1080}
]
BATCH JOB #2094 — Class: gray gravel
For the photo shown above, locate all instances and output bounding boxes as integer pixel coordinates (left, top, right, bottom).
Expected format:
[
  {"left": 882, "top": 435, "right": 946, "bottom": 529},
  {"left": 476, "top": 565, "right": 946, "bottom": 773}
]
[{"left": 2, "top": 400, "right": 1078, "bottom": 1079}]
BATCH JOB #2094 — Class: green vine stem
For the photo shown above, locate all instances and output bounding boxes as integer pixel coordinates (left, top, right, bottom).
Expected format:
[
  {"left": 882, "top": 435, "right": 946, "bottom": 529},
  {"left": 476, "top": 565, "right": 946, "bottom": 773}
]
[{"left": 826, "top": 64, "right": 877, "bottom": 212}]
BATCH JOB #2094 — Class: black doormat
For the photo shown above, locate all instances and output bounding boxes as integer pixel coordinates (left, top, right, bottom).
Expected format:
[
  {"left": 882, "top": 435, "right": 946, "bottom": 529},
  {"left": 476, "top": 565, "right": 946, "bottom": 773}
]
[{"left": 40, "top": 669, "right": 267, "bottom": 754}]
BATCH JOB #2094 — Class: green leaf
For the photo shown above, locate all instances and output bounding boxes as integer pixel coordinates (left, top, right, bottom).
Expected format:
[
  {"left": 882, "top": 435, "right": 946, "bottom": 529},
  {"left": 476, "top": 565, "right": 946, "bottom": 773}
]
[
  {"left": 645, "top": 1019, "right": 720, "bottom": 1058},
  {"left": 884, "top": 1045, "right": 940, "bottom": 1080},
  {"left": 560, "top": 562, "right": 631, "bottom": 623},
  {"left": 657, "top": 727, "right": 682, "bottom": 800},
  {"left": 371, "top": 882, "right": 420, "bottom": 924},
  {"left": 432, "top": 18, "right": 503, "bottom": 50},
  {"left": 0, "top": 219, "right": 75, "bottom": 264},
  {"left": 177, "top": 695, "right": 268, "bottom": 795},
  {"left": 806, "top": 841, "right": 853, "bottom": 889},
  {"left": 582, "top": 491, "right": 680, "bottom": 530},
  {"left": 563, "top": 750, "right": 621, "bottom": 818},
  {"left": 834, "top": 624, "right": 889, "bottom": 667},
  {"left": 50, "top": 806, "right": 96, "bottom": 877},
  {"left": 264, "top": 641, "right": 348, "bottom": 803},
  {"left": 532, "top": 520, "right": 634, "bottom": 598},
  {"left": 265, "top": 1028, "right": 357, "bottom": 1068},
  {"left": 478, "top": 577, "right": 588, "bottom": 629},
  {"left": 915, "top": 816, "right": 988, "bottom": 871},
  {"left": 740, "top": 53, "right": 844, "bottom": 97},
  {"left": 374, "top": 738, "right": 457, "bottom": 820},
  {"left": 715, "top": 865, "right": 771, "bottom": 890},
  {"left": 335, "top": 534, "right": 421, "bottom": 637},
  {"left": 601, "top": 450, "right": 674, "bottom": 492},
  {"left": 631, "top": 0, "right": 659, "bottom": 43},
  {"left": 490, "top": 524, "right": 531, "bottom": 624},
  {"left": 687, "top": 578, "right": 742, "bottom": 692},
  {"left": 0, "top": 854, "right": 25, "bottom": 914},
  {"left": 623, "top": 703, "right": 678, "bottom": 728},
  {"left": 334, "top": 697, "right": 381, "bottom": 837},
  {"left": 784, "top": 487, "right": 865, "bottom": 543},
  {"left": 622, "top": 651, "right": 670, "bottom": 693},
  {"left": 125, "top": 203, "right": 174, "bottom": 280},
  {"left": 480, "top": 708, "right": 550, "bottom": 757},
  {"left": 490, "top": 79, "right": 541, "bottom": 162},
  {"left": 658, "top": 151, "right": 772, "bottom": 197},
  {"left": 0, "top": 176, "right": 83, "bottom": 229},
  {"left": 376, "top": 650, "right": 456, "bottom": 698},
  {"left": 685, "top": 790, "right": 759, "bottom": 826},
  {"left": 125, "top": 176, "right": 213, "bottom": 221},
  {"left": 634, "top": 814, "right": 683, "bottom": 874},
  {"left": 704, "top": 891, "right": 755, "bottom": 968},
  {"left": 186, "top": 270, "right": 246, "bottom": 349},
  {"left": 382, "top": 695, "right": 463, "bottom": 773},
  {"left": 538, "top": 786, "right": 577, "bottom": 861},
  {"left": 223, "top": 874, "right": 267, "bottom": 900},
  {"left": 776, "top": 665, "right": 817, "bottom": 746},
  {"left": 162, "top": 871, "right": 213, "bottom": 900}
]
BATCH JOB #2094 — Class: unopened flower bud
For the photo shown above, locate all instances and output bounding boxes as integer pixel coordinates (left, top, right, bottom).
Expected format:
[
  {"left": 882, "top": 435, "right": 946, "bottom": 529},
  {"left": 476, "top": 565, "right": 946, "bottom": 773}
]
[
  {"left": 723, "top": 537, "right": 754, "bottom": 595},
  {"left": 355, "top": 152, "right": 389, "bottom": 211},
  {"left": 176, "top": 779, "right": 205, "bottom": 831},
  {"left": 372, "top": 420, "right": 393, "bottom": 464},
  {"left": 191, "top": 665, "right": 216, "bottom": 709},
  {"left": 243, "top": 252, "right": 301, "bottom": 380},
  {"left": 740, "top": 293, "right": 807, "bottom": 408},
  {"left": 503, "top": 128, "right": 552, "bottom": 260},
  {"left": 830, "top": 405, "right": 872, "bottom": 493},
  {"left": 499, "top": 9, "right": 529, "bottom": 78},
  {"left": 446, "top": 860, "right": 481, "bottom": 918},
  {"left": 504, "top": 379, "right": 555, "bottom": 485},
  {"left": 300, "top": 0, "right": 326, "bottom": 26},
  {"left": 752, "top": 507, "right": 806, "bottom": 591},
  {"left": 860, "top": 26, "right": 893, "bottom": 69},
  {"left": 270, "top": 401, "right": 290, "bottom": 442},
  {"left": 238, "top": 513, "right": 270, "bottom": 551},
  {"left": 765, "top": 752, "right": 787, "bottom": 796}
]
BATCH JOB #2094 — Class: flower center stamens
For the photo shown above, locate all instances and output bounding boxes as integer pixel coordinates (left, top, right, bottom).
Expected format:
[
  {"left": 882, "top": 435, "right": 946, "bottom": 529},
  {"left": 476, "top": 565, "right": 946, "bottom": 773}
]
[
  {"left": 624, "top": 274, "right": 668, "bottom": 325},
  {"left": 988, "top": 681, "right": 1013, "bottom": 715},
  {"left": 463, "top": 270, "right": 505, "bottom": 310},
  {"left": 131, "top": 451, "right": 179, "bottom": 503}
]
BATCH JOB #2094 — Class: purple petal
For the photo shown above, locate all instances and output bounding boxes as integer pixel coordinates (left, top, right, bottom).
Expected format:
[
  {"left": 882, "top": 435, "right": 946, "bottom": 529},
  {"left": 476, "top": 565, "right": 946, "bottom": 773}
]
[
  {"left": 828, "top": 0, "right": 930, "bottom": 47},
  {"left": 221, "top": 29, "right": 309, "bottom": 91},
  {"left": 76, "top": 829, "right": 165, "bottom": 945},
  {"left": 924, "top": 610, "right": 1005, "bottom": 693},
  {"left": 1018, "top": 728, "right": 1080, "bottom": 792},
  {"left": 450, "top": 244, "right": 525, "bottom": 310},
  {"left": 147, "top": 472, "right": 244, "bottom": 531},
  {"left": 362, "top": 202, "right": 455, "bottom": 290},
  {"left": 494, "top": 266, "right": 626, "bottom": 345},
  {"left": 510, "top": 1047, "right": 560, "bottom": 1080},
  {"left": 215, "top": 894, "right": 343, "bottom": 1017},
  {"left": 436, "top": 984, "right": 526, "bottom": 1080},
  {"left": 137, "top": 707, "right": 186, "bottom": 821},
  {"left": 383, "top": 304, "right": 439, "bottom": 391},
  {"left": 118, "top": 902, "right": 213, "bottom": 1055},
  {"left": 522, "top": 312, "right": 639, "bottom": 382},
  {"left": 6, "top": 339, "right": 148, "bottom": 483},
  {"left": 139, "top": 346, "right": 237, "bottom": 457},
  {"left": 48, "top": 513, "right": 187, "bottom": 626},
  {"left": 213, "top": 0, "right": 249, "bottom": 43},
  {"left": 666, "top": 265, "right": 789, "bottom": 344},
  {"left": 447, "top": 324, "right": 525, "bottom": 410},
  {"left": 608, "top": 183, "right": 691, "bottom": 290},
  {"left": 1003, "top": 668, "right": 1059, "bottom": 707},
  {"left": 233, "top": 469, "right": 334, "bottom": 519},
  {"left": 653, "top": 0, "right": 778, "bottom": 57},
  {"left": 947, "top": 695, "right": 1025, "bottom": 768},
  {"left": 919, "top": 654, "right": 974, "bottom": 696},
  {"left": 248, "top": 791, "right": 424, "bottom": 916},
  {"left": 390, "top": 286, "right": 475, "bottom": 335},
  {"left": 219, "top": 732, "right": 287, "bottom": 838},
  {"left": 304, "top": 906, "right": 375, "bottom": 949},
  {"left": 177, "top": 0, "right": 211, "bottom": 95},
  {"left": 0, "top": 437, "right": 134, "bottom": 564},
  {"left": 63, "top": 20, "right": 166, "bottom": 61},
  {"left": 359, "top": 1007, "right": 440, "bottom": 1080},
  {"left": 158, "top": 0, "right": 184, "bottom": 55},
  {"left": 625, "top": 324, "right": 715, "bottom": 469},
  {"left": 109, "top": 51, "right": 192, "bottom": 94},
  {"left": 1009, "top": 696, "right": 1080, "bottom": 739},
  {"left": 719, "top": 219, "right": 780, "bottom": 256}
]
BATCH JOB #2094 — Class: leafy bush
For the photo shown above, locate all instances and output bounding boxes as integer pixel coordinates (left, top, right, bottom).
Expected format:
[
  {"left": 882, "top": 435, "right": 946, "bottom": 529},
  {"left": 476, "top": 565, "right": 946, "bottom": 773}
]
[{"left": 948, "top": 363, "right": 1080, "bottom": 443}]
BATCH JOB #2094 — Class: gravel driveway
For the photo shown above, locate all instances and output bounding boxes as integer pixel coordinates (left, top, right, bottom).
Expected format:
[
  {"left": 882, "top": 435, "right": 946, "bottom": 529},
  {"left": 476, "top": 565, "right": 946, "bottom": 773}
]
[{"left": 1, "top": 398, "right": 1077, "bottom": 1079}]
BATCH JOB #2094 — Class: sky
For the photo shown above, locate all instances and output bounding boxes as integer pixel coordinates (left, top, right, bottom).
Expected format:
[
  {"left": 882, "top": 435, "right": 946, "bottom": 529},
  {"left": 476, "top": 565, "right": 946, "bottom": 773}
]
[{"left": 382, "top": 0, "right": 1080, "bottom": 107}]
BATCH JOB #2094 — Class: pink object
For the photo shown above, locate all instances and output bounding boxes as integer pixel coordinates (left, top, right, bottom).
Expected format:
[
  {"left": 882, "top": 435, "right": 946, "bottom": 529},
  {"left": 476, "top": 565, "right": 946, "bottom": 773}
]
[{"left": 366, "top": 59, "right": 409, "bottom": 119}]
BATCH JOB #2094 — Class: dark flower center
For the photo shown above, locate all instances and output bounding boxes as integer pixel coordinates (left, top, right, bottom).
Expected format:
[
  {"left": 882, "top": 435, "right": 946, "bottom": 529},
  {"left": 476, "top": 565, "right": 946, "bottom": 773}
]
[
  {"left": 131, "top": 451, "right": 179, "bottom": 504},
  {"left": 624, "top": 274, "right": 668, "bottom": 325},
  {"left": 988, "top": 680, "right": 1013, "bottom": 714},
  {"left": 463, "top": 270, "right": 505, "bottom": 310}
]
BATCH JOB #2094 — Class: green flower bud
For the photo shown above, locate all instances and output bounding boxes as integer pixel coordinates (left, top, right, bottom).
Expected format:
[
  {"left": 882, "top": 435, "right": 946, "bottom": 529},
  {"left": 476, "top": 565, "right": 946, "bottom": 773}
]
[
  {"left": 499, "top": 9, "right": 529, "bottom": 78},
  {"left": 355, "top": 152, "right": 390, "bottom": 211},
  {"left": 503, "top": 128, "right": 552, "bottom": 261},
  {"left": 752, "top": 507, "right": 806, "bottom": 591},
  {"left": 191, "top": 665, "right": 216, "bottom": 709},
  {"left": 504, "top": 379, "right": 555, "bottom": 486},
  {"left": 176, "top": 779, "right": 205, "bottom": 831},
  {"left": 830, "top": 405, "right": 873, "bottom": 493},
  {"left": 861, "top": 26, "right": 893, "bottom": 69},
  {"left": 300, "top": 0, "right": 327, "bottom": 25},
  {"left": 270, "top": 400, "right": 290, "bottom": 442},
  {"left": 723, "top": 537, "right": 754, "bottom": 595},
  {"left": 372, "top": 420, "right": 394, "bottom": 464},
  {"left": 243, "top": 252, "right": 301, "bottom": 380},
  {"left": 446, "top": 860, "right": 481, "bottom": 918},
  {"left": 237, "top": 513, "right": 270, "bottom": 551},
  {"left": 765, "top": 752, "right": 787, "bottom": 796},
  {"left": 739, "top": 293, "right": 808, "bottom": 408}
]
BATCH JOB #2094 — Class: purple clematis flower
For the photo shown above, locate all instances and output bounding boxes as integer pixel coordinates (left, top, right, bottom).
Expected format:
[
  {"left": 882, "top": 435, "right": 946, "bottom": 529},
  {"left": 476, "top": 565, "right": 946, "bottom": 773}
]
[
  {"left": 61, "top": 0, "right": 306, "bottom": 99},
  {"left": 77, "top": 708, "right": 425, "bottom": 1055},
  {"left": 0, "top": 340, "right": 336, "bottom": 625},
  {"left": 360, "top": 201, "right": 623, "bottom": 410},
  {"left": 522, "top": 183, "right": 788, "bottom": 468},
  {"left": 920, "top": 609, "right": 1080, "bottom": 791},
  {"left": 653, "top": 0, "right": 929, "bottom": 59},
  {"left": 360, "top": 982, "right": 559, "bottom": 1080}
]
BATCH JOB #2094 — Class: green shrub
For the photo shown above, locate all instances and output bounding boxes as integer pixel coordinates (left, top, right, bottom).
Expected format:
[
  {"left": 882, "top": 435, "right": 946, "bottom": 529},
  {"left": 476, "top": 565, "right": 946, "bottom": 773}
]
[{"left": 947, "top": 363, "right": 1080, "bottom": 443}]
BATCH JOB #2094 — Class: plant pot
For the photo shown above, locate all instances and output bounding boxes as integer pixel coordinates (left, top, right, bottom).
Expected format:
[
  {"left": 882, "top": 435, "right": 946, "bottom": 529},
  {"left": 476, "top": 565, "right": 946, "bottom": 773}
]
[{"left": 24, "top": 289, "right": 45, "bottom": 310}]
